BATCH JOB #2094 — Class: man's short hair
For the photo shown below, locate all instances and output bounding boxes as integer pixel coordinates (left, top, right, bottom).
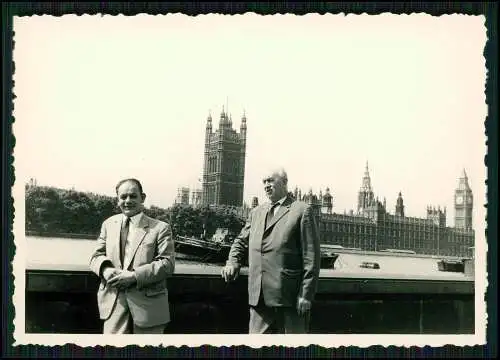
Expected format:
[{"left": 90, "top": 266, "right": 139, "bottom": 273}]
[
  {"left": 263, "top": 166, "right": 288, "bottom": 185},
  {"left": 115, "top": 178, "right": 144, "bottom": 195},
  {"left": 277, "top": 168, "right": 288, "bottom": 185},
  {"left": 272, "top": 167, "right": 288, "bottom": 185}
]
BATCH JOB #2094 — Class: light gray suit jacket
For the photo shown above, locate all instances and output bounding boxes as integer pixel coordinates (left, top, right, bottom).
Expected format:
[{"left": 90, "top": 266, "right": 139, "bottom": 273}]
[
  {"left": 227, "top": 195, "right": 321, "bottom": 307},
  {"left": 89, "top": 213, "right": 175, "bottom": 327}
]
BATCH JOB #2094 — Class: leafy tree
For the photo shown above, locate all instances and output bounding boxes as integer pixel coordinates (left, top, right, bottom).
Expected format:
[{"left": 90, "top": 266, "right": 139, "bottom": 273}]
[
  {"left": 25, "top": 185, "right": 63, "bottom": 232},
  {"left": 25, "top": 184, "right": 246, "bottom": 240},
  {"left": 171, "top": 204, "right": 203, "bottom": 237},
  {"left": 59, "top": 190, "right": 97, "bottom": 234},
  {"left": 93, "top": 195, "right": 120, "bottom": 229}
]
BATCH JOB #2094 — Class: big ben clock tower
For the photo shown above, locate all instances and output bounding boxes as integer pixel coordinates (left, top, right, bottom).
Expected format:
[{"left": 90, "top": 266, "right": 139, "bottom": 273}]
[{"left": 454, "top": 169, "right": 473, "bottom": 230}]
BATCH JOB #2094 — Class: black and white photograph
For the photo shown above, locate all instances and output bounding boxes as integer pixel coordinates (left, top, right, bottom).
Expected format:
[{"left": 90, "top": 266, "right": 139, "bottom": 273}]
[{"left": 12, "top": 12, "right": 487, "bottom": 348}]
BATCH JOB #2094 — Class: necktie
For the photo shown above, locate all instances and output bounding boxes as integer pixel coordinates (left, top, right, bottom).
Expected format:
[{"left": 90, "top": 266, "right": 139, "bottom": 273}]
[
  {"left": 120, "top": 217, "right": 130, "bottom": 265},
  {"left": 266, "top": 202, "right": 279, "bottom": 226}
]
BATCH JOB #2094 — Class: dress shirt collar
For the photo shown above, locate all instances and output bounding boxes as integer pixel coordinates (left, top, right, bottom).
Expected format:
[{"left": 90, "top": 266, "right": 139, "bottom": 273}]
[
  {"left": 272, "top": 195, "right": 288, "bottom": 208},
  {"left": 122, "top": 211, "right": 143, "bottom": 226}
]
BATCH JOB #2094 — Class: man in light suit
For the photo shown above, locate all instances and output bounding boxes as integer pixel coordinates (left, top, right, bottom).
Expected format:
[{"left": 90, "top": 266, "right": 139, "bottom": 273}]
[
  {"left": 89, "top": 178, "right": 175, "bottom": 334},
  {"left": 221, "top": 167, "right": 321, "bottom": 333}
]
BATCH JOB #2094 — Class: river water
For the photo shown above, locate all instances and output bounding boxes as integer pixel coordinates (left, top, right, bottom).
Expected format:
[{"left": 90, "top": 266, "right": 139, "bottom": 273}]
[{"left": 23, "top": 235, "right": 470, "bottom": 280}]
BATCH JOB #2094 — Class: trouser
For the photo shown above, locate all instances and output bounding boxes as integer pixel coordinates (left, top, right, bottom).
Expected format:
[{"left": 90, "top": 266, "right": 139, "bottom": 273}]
[
  {"left": 249, "top": 293, "right": 310, "bottom": 334},
  {"left": 103, "top": 291, "right": 167, "bottom": 334}
]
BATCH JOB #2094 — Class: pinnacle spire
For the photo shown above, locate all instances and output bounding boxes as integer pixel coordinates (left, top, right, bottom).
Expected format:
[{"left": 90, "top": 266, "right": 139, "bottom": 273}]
[
  {"left": 458, "top": 168, "right": 471, "bottom": 191},
  {"left": 206, "top": 109, "right": 213, "bottom": 130},
  {"left": 361, "top": 161, "right": 372, "bottom": 191},
  {"left": 240, "top": 108, "right": 247, "bottom": 131},
  {"left": 220, "top": 104, "right": 228, "bottom": 126}
]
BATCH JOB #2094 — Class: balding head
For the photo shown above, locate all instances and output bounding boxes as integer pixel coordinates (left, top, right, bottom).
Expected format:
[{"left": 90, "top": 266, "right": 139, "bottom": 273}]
[
  {"left": 262, "top": 166, "right": 288, "bottom": 203},
  {"left": 262, "top": 164, "right": 288, "bottom": 182}
]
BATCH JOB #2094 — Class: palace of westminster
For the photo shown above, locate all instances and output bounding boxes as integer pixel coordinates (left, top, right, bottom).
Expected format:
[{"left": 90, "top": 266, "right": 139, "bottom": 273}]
[{"left": 176, "top": 106, "right": 475, "bottom": 258}]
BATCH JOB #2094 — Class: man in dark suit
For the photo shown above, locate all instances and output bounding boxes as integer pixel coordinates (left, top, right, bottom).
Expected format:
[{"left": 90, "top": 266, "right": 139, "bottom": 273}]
[
  {"left": 221, "top": 167, "right": 321, "bottom": 333},
  {"left": 89, "top": 178, "right": 175, "bottom": 334}
]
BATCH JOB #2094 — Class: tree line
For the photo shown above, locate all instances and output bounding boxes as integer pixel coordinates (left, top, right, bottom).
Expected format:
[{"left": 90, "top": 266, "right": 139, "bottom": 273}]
[{"left": 25, "top": 184, "right": 246, "bottom": 240}]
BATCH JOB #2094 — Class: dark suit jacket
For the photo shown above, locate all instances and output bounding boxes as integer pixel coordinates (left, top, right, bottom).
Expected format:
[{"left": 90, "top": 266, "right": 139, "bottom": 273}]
[
  {"left": 227, "top": 195, "right": 321, "bottom": 307},
  {"left": 89, "top": 213, "right": 175, "bottom": 327}
]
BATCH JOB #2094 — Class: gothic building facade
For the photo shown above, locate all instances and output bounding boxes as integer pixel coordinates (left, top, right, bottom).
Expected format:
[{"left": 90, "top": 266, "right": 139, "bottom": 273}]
[
  {"left": 173, "top": 186, "right": 203, "bottom": 208},
  {"left": 292, "top": 164, "right": 475, "bottom": 258},
  {"left": 175, "top": 187, "right": 190, "bottom": 205},
  {"left": 202, "top": 107, "right": 247, "bottom": 207}
]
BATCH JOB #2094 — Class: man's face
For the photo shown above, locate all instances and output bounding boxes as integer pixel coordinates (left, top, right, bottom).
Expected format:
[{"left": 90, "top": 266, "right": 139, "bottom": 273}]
[
  {"left": 262, "top": 171, "right": 287, "bottom": 203},
  {"left": 117, "top": 181, "right": 145, "bottom": 217}
]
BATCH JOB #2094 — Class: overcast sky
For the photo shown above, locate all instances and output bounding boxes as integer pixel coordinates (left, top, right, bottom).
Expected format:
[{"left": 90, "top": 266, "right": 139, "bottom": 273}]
[{"left": 13, "top": 14, "right": 487, "bottom": 234}]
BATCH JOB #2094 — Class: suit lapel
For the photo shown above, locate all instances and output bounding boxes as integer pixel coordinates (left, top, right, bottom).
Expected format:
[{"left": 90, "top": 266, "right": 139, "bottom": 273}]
[
  {"left": 254, "top": 204, "right": 270, "bottom": 247},
  {"left": 110, "top": 216, "right": 123, "bottom": 268},
  {"left": 265, "top": 196, "right": 292, "bottom": 232},
  {"left": 262, "top": 203, "right": 272, "bottom": 233},
  {"left": 123, "top": 214, "right": 149, "bottom": 270}
]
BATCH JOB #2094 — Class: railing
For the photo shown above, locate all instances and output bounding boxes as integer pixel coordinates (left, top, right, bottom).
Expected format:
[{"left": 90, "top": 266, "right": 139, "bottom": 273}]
[
  {"left": 25, "top": 266, "right": 474, "bottom": 334},
  {"left": 25, "top": 230, "right": 97, "bottom": 239}
]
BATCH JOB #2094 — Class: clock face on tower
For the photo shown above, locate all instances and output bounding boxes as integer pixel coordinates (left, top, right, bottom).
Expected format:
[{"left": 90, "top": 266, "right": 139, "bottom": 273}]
[
  {"left": 456, "top": 195, "right": 464, "bottom": 205},
  {"left": 467, "top": 196, "right": 472, "bottom": 204}
]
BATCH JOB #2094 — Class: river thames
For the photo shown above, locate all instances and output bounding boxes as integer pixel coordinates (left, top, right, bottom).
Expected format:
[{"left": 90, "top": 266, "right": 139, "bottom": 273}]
[{"left": 24, "top": 235, "right": 471, "bottom": 281}]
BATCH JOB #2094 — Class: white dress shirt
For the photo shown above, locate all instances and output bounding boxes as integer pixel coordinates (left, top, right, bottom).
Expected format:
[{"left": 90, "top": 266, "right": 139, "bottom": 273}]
[
  {"left": 271, "top": 195, "right": 287, "bottom": 216},
  {"left": 122, "top": 212, "right": 143, "bottom": 268}
]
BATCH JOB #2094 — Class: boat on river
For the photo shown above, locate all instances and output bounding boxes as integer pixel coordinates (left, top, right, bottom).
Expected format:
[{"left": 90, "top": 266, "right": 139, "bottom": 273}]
[{"left": 176, "top": 234, "right": 340, "bottom": 269}]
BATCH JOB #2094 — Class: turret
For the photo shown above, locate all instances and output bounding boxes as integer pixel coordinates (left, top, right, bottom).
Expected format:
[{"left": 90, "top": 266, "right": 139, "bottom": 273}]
[
  {"left": 427, "top": 204, "right": 446, "bottom": 227},
  {"left": 205, "top": 111, "right": 213, "bottom": 144},
  {"left": 240, "top": 110, "right": 247, "bottom": 139},
  {"left": 358, "top": 161, "right": 375, "bottom": 213},
  {"left": 219, "top": 106, "right": 227, "bottom": 130},
  {"left": 202, "top": 111, "right": 213, "bottom": 203},
  {"left": 239, "top": 111, "right": 247, "bottom": 200},
  {"left": 395, "top": 191, "right": 404, "bottom": 217},
  {"left": 206, "top": 111, "right": 212, "bottom": 131},
  {"left": 322, "top": 187, "right": 333, "bottom": 214}
]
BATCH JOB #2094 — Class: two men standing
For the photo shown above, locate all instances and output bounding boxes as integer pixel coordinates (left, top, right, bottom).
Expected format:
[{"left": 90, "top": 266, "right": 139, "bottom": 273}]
[{"left": 90, "top": 168, "right": 320, "bottom": 334}]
